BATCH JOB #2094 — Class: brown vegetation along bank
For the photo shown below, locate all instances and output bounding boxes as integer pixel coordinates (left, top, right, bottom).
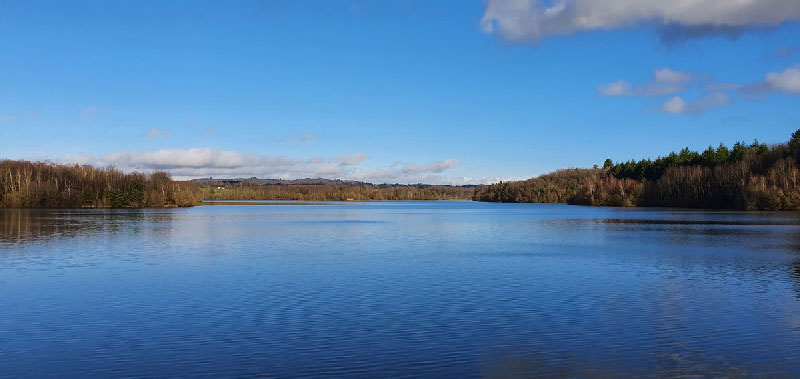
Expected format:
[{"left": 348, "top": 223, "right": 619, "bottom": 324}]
[
  {"left": 200, "top": 183, "right": 475, "bottom": 201},
  {"left": 0, "top": 160, "right": 202, "bottom": 208},
  {"left": 474, "top": 130, "right": 800, "bottom": 211}
]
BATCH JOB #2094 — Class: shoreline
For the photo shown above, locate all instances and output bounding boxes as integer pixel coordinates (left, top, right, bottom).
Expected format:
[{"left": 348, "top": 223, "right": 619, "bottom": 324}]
[{"left": 4, "top": 200, "right": 800, "bottom": 213}]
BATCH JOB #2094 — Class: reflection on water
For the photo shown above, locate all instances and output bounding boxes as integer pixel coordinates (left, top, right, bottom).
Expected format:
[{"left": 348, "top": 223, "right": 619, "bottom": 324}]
[
  {"left": 793, "top": 261, "right": 800, "bottom": 296},
  {"left": 600, "top": 218, "right": 800, "bottom": 225},
  {"left": 1, "top": 203, "right": 800, "bottom": 377},
  {"left": 1, "top": 209, "right": 92, "bottom": 244},
  {"left": 1, "top": 208, "right": 180, "bottom": 245}
]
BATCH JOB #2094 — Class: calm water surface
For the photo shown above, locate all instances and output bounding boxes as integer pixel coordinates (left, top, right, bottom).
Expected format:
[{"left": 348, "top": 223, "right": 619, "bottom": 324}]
[{"left": 2, "top": 202, "right": 800, "bottom": 377}]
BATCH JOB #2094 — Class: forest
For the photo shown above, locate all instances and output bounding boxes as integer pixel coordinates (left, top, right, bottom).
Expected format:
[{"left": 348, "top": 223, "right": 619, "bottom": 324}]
[
  {"left": 0, "top": 160, "right": 202, "bottom": 208},
  {"left": 474, "top": 130, "right": 800, "bottom": 211},
  {"left": 200, "top": 183, "right": 475, "bottom": 201}
]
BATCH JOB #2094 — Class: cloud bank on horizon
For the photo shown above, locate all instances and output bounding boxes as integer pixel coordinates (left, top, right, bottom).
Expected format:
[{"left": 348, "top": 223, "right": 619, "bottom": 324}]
[
  {"left": 56, "top": 148, "right": 492, "bottom": 185},
  {"left": 481, "top": 0, "right": 800, "bottom": 43}
]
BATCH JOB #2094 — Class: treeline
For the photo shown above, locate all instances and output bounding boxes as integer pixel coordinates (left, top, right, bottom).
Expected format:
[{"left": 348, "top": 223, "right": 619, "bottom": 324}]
[
  {"left": 474, "top": 169, "right": 608, "bottom": 203},
  {"left": 605, "top": 140, "right": 770, "bottom": 181},
  {"left": 0, "top": 160, "right": 202, "bottom": 208},
  {"left": 474, "top": 130, "right": 800, "bottom": 211},
  {"left": 201, "top": 183, "right": 475, "bottom": 201}
]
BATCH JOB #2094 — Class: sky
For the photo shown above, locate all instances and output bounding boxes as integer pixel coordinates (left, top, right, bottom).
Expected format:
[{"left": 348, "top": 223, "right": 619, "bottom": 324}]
[{"left": 1, "top": 0, "right": 799, "bottom": 184}]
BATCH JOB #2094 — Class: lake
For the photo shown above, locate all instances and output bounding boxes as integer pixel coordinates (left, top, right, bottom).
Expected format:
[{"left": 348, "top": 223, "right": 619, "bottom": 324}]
[{"left": 2, "top": 202, "right": 800, "bottom": 377}]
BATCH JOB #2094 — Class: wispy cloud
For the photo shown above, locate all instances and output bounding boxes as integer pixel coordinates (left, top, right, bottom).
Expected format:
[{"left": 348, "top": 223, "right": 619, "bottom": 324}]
[
  {"left": 725, "top": 63, "right": 800, "bottom": 97},
  {"left": 0, "top": 109, "right": 39, "bottom": 122},
  {"left": 144, "top": 129, "right": 173, "bottom": 138},
  {"left": 481, "top": 0, "right": 800, "bottom": 44},
  {"left": 602, "top": 63, "right": 800, "bottom": 115},
  {"left": 398, "top": 158, "right": 459, "bottom": 174},
  {"left": 78, "top": 105, "right": 108, "bottom": 120},
  {"left": 658, "top": 93, "right": 731, "bottom": 115},
  {"left": 332, "top": 152, "right": 366, "bottom": 166},
  {"left": 598, "top": 68, "right": 691, "bottom": 97},
  {"left": 350, "top": 158, "right": 464, "bottom": 184},
  {"left": 776, "top": 45, "right": 800, "bottom": 59},
  {"left": 764, "top": 64, "right": 800, "bottom": 94},
  {"left": 345, "top": 159, "right": 462, "bottom": 184},
  {"left": 283, "top": 133, "right": 316, "bottom": 143}
]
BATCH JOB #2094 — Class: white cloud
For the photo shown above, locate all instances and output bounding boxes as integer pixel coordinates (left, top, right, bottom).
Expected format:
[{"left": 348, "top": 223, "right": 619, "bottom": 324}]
[
  {"left": 0, "top": 114, "right": 14, "bottom": 122},
  {"left": 344, "top": 159, "right": 462, "bottom": 184},
  {"left": 79, "top": 148, "right": 346, "bottom": 179},
  {"left": 481, "top": 0, "right": 800, "bottom": 43},
  {"left": 448, "top": 176, "right": 501, "bottom": 186},
  {"left": 654, "top": 67, "right": 690, "bottom": 83},
  {"left": 659, "top": 96, "right": 687, "bottom": 114},
  {"left": 332, "top": 152, "right": 366, "bottom": 166},
  {"left": 604, "top": 64, "right": 800, "bottom": 114},
  {"left": 598, "top": 80, "right": 633, "bottom": 96},
  {"left": 733, "top": 63, "right": 800, "bottom": 96},
  {"left": 100, "top": 148, "right": 248, "bottom": 169},
  {"left": 283, "top": 133, "right": 316, "bottom": 143},
  {"left": 765, "top": 64, "right": 800, "bottom": 93},
  {"left": 349, "top": 168, "right": 425, "bottom": 184},
  {"left": 78, "top": 105, "right": 107, "bottom": 119},
  {"left": 55, "top": 148, "right": 473, "bottom": 184},
  {"left": 144, "top": 129, "right": 173, "bottom": 138},
  {"left": 400, "top": 158, "right": 460, "bottom": 174},
  {"left": 598, "top": 68, "right": 691, "bottom": 97},
  {"left": 658, "top": 93, "right": 730, "bottom": 115}
]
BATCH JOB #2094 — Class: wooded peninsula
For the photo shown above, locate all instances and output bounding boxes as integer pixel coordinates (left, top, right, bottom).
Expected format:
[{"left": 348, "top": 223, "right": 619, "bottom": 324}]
[
  {"left": 475, "top": 129, "right": 800, "bottom": 210},
  {"left": 3, "top": 129, "right": 800, "bottom": 210}
]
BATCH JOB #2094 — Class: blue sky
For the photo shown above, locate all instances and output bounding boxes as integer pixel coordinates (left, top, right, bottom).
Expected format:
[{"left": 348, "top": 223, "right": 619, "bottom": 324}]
[{"left": 1, "top": 0, "right": 799, "bottom": 183}]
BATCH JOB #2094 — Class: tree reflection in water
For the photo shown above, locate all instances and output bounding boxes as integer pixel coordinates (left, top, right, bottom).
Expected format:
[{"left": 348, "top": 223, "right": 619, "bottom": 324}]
[{"left": 0, "top": 208, "right": 175, "bottom": 245}]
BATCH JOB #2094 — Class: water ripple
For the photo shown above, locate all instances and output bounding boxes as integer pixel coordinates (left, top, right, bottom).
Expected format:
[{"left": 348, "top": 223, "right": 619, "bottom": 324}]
[{"left": 1, "top": 203, "right": 799, "bottom": 377}]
